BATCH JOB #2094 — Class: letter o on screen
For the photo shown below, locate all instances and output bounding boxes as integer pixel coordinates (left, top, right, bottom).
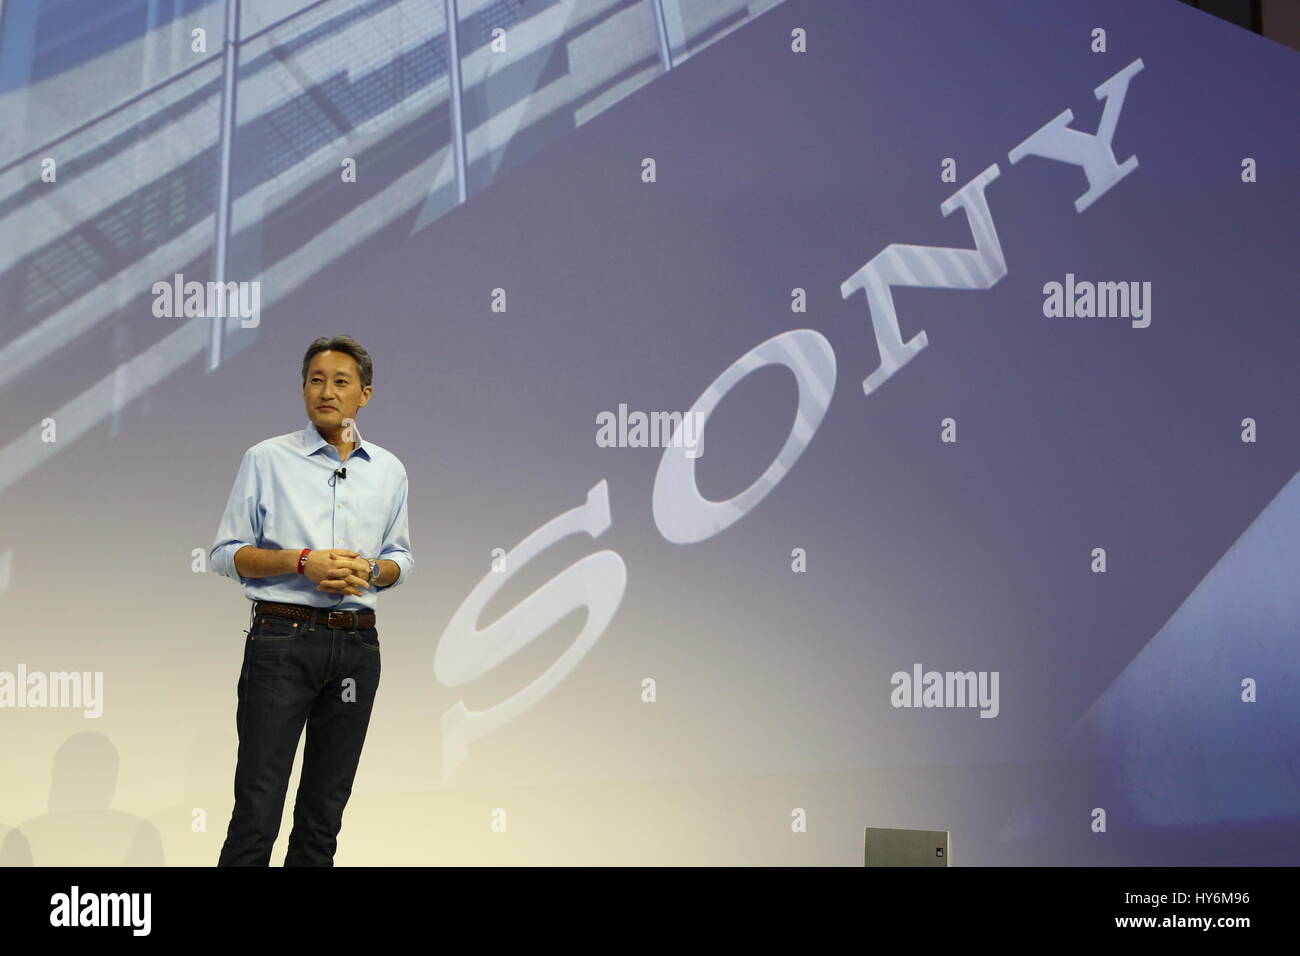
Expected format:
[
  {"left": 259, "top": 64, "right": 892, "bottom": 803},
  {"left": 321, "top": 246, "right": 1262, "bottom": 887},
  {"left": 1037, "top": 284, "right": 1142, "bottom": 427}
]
[{"left": 653, "top": 328, "right": 836, "bottom": 544}]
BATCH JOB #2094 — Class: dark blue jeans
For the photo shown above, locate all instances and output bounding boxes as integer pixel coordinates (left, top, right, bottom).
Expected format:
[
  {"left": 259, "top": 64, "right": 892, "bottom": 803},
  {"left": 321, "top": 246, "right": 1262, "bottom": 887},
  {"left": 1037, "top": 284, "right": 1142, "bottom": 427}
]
[{"left": 218, "top": 609, "right": 381, "bottom": 866}]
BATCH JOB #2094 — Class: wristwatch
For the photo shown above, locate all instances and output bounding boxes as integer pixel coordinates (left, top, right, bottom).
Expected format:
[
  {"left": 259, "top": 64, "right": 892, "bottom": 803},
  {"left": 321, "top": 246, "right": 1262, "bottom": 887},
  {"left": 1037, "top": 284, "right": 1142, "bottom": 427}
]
[{"left": 366, "top": 558, "right": 381, "bottom": 586}]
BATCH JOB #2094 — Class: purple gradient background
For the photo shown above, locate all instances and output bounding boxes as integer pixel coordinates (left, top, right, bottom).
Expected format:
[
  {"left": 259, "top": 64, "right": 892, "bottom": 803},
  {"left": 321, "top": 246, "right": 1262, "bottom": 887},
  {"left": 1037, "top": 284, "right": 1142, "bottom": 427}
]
[{"left": 2, "top": 0, "right": 1297, "bottom": 864}]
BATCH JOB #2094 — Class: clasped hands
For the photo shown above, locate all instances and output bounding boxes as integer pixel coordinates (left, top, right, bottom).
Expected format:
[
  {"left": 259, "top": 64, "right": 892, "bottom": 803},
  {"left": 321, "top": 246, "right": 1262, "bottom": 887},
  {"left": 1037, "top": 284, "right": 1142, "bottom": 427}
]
[{"left": 303, "top": 548, "right": 372, "bottom": 597}]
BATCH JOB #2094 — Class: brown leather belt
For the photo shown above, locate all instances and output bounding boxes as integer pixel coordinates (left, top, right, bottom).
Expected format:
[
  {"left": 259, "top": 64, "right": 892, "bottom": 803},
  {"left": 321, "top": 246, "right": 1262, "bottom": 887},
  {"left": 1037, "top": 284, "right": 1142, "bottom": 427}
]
[{"left": 254, "top": 601, "right": 375, "bottom": 630}]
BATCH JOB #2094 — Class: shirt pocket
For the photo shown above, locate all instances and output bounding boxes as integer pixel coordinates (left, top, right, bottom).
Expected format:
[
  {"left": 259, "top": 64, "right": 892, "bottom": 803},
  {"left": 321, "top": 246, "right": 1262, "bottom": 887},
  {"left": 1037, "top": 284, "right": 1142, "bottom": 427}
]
[{"left": 350, "top": 483, "right": 395, "bottom": 556}]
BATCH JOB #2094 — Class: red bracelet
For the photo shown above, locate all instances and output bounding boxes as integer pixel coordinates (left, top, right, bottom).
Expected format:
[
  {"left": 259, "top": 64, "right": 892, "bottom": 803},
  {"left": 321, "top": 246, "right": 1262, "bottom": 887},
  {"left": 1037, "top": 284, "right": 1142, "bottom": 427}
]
[{"left": 297, "top": 548, "right": 311, "bottom": 574}]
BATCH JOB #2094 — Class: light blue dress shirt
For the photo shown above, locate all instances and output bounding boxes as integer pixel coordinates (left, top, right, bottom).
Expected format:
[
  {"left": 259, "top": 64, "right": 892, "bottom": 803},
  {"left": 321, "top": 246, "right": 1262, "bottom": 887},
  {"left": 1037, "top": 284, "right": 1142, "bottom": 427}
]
[{"left": 210, "top": 419, "right": 413, "bottom": 611}]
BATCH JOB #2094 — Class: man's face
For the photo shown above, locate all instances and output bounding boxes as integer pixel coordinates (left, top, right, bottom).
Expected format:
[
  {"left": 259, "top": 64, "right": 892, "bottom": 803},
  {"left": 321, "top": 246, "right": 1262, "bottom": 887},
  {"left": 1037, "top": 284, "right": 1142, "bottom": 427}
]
[{"left": 304, "top": 351, "right": 371, "bottom": 435}]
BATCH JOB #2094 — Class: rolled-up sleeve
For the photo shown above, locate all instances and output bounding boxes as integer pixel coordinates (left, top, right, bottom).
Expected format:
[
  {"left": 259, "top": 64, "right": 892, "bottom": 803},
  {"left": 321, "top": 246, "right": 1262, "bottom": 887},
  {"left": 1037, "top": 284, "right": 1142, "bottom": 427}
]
[
  {"left": 210, "top": 448, "right": 260, "bottom": 585},
  {"left": 377, "top": 466, "right": 413, "bottom": 590}
]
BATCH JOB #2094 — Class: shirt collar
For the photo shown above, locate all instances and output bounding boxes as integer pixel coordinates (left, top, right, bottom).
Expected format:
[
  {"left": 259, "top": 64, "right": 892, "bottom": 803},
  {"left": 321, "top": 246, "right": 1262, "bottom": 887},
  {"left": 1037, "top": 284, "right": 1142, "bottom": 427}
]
[{"left": 302, "top": 417, "right": 371, "bottom": 460}]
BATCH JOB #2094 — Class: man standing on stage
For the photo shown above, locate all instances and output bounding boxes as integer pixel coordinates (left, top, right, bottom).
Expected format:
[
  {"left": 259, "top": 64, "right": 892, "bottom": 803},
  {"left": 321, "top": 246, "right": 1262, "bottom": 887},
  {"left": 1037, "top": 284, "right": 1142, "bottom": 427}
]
[{"left": 210, "top": 334, "right": 413, "bottom": 866}]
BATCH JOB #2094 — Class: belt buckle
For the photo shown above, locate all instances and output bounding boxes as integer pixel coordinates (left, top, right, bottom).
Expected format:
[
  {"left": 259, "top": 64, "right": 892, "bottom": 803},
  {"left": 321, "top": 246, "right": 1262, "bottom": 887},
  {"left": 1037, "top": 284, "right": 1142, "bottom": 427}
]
[{"left": 326, "top": 610, "right": 355, "bottom": 629}]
